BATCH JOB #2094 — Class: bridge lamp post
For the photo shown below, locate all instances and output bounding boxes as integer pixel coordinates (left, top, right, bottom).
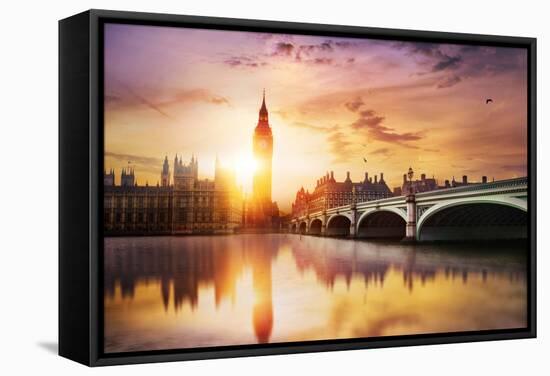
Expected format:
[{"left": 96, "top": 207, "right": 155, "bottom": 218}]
[
  {"left": 404, "top": 167, "right": 417, "bottom": 242},
  {"left": 407, "top": 167, "right": 414, "bottom": 193},
  {"left": 350, "top": 186, "right": 357, "bottom": 238}
]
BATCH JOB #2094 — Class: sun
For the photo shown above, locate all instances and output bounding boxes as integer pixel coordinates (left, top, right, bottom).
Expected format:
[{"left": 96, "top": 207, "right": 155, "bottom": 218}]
[{"left": 234, "top": 153, "right": 258, "bottom": 193}]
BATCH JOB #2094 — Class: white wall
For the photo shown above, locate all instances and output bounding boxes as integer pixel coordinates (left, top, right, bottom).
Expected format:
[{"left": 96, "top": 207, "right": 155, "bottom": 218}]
[{"left": 0, "top": 0, "right": 547, "bottom": 375}]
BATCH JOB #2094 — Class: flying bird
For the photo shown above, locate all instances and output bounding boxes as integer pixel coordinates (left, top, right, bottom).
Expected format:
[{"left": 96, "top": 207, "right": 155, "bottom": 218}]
[
  {"left": 486, "top": 98, "right": 493, "bottom": 104},
  {"left": 363, "top": 157, "right": 368, "bottom": 163}
]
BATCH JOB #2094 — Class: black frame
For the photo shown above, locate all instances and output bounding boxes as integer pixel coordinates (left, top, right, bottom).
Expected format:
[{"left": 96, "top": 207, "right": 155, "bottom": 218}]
[{"left": 59, "top": 9, "right": 537, "bottom": 367}]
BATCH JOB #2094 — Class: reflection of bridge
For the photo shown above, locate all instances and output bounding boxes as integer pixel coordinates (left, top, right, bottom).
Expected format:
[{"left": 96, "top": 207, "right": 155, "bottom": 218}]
[{"left": 290, "top": 177, "right": 528, "bottom": 241}]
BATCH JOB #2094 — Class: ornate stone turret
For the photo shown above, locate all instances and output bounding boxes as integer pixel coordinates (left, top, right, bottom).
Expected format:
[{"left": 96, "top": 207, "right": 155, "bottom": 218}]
[
  {"left": 344, "top": 171, "right": 352, "bottom": 183},
  {"left": 257, "top": 89, "right": 269, "bottom": 127},
  {"left": 120, "top": 167, "right": 135, "bottom": 187},
  {"left": 161, "top": 156, "right": 170, "bottom": 187},
  {"left": 104, "top": 168, "right": 115, "bottom": 186},
  {"left": 173, "top": 155, "right": 198, "bottom": 190}
]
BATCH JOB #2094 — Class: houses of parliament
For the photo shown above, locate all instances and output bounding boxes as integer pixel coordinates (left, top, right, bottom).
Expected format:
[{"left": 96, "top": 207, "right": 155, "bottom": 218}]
[{"left": 103, "top": 92, "right": 280, "bottom": 235}]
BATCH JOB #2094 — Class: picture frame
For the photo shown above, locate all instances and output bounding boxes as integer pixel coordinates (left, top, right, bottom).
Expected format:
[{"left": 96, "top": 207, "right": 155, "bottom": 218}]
[{"left": 59, "top": 9, "right": 536, "bottom": 366}]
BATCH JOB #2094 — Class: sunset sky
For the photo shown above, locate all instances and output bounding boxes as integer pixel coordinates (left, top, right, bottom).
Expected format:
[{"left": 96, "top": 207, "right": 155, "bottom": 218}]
[{"left": 104, "top": 23, "right": 527, "bottom": 212}]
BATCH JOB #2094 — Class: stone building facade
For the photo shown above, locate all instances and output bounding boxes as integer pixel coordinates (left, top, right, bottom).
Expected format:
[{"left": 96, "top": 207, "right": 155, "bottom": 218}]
[
  {"left": 104, "top": 155, "right": 243, "bottom": 235},
  {"left": 292, "top": 171, "right": 393, "bottom": 218}
]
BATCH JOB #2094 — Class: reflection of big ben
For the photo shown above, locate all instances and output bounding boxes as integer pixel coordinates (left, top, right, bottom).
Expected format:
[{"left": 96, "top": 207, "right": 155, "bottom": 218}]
[
  {"left": 252, "top": 90, "right": 273, "bottom": 214},
  {"left": 252, "top": 248, "right": 273, "bottom": 343}
]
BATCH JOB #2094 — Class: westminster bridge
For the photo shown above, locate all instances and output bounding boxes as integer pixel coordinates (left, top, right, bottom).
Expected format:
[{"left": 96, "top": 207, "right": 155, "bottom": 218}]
[{"left": 289, "top": 177, "right": 528, "bottom": 242}]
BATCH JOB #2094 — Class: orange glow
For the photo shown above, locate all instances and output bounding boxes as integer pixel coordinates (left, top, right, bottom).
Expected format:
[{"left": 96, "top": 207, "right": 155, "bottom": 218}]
[
  {"left": 234, "top": 153, "right": 258, "bottom": 194},
  {"left": 104, "top": 24, "right": 527, "bottom": 212},
  {"left": 104, "top": 236, "right": 526, "bottom": 352}
]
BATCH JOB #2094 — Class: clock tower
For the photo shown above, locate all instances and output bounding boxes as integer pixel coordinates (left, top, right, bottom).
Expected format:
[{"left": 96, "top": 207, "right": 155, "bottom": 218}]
[{"left": 252, "top": 90, "right": 273, "bottom": 218}]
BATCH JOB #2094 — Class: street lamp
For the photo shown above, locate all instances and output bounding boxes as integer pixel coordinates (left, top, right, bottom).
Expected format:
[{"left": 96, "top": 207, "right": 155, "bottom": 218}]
[
  {"left": 407, "top": 167, "right": 414, "bottom": 194},
  {"left": 404, "top": 166, "right": 416, "bottom": 242},
  {"left": 407, "top": 167, "right": 414, "bottom": 182}
]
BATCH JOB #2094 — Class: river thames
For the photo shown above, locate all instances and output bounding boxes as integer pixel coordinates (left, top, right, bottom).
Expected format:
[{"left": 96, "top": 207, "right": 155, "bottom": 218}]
[{"left": 104, "top": 234, "right": 527, "bottom": 353}]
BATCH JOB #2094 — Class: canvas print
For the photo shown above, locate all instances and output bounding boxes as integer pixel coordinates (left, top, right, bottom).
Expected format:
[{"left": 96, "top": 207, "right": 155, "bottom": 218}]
[{"left": 102, "top": 23, "right": 528, "bottom": 354}]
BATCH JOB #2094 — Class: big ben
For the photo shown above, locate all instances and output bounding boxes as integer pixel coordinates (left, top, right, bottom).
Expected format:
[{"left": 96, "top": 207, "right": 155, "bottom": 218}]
[{"left": 252, "top": 90, "right": 273, "bottom": 221}]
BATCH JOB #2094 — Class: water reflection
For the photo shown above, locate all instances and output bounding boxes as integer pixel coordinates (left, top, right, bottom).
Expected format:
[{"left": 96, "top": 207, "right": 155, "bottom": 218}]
[{"left": 104, "top": 234, "right": 527, "bottom": 353}]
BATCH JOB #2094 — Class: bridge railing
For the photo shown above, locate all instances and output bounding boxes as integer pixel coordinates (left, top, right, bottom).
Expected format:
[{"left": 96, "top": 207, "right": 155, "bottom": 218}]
[
  {"left": 291, "top": 177, "right": 527, "bottom": 221},
  {"left": 415, "top": 177, "right": 527, "bottom": 199}
]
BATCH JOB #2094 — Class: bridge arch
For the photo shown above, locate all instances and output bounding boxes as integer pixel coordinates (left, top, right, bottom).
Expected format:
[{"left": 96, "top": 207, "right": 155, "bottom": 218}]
[
  {"left": 290, "top": 223, "right": 297, "bottom": 233},
  {"left": 416, "top": 197, "right": 527, "bottom": 241},
  {"left": 326, "top": 214, "right": 352, "bottom": 237},
  {"left": 298, "top": 221, "right": 308, "bottom": 234},
  {"left": 356, "top": 208, "right": 407, "bottom": 238},
  {"left": 309, "top": 218, "right": 323, "bottom": 235}
]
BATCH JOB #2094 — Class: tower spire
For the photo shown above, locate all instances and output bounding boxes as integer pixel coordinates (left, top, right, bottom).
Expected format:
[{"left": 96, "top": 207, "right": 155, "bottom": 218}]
[{"left": 257, "top": 89, "right": 269, "bottom": 127}]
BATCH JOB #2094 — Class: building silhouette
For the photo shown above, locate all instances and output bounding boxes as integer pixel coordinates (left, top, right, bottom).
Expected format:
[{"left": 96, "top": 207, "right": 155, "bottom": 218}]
[
  {"left": 292, "top": 171, "right": 393, "bottom": 218},
  {"left": 104, "top": 234, "right": 278, "bottom": 344},
  {"left": 394, "top": 173, "right": 490, "bottom": 195},
  {"left": 104, "top": 155, "right": 243, "bottom": 235},
  {"left": 246, "top": 91, "right": 280, "bottom": 228}
]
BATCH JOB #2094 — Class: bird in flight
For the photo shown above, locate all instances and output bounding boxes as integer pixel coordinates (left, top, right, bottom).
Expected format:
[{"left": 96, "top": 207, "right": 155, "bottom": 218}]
[
  {"left": 486, "top": 98, "right": 493, "bottom": 104},
  {"left": 363, "top": 157, "right": 367, "bottom": 163}
]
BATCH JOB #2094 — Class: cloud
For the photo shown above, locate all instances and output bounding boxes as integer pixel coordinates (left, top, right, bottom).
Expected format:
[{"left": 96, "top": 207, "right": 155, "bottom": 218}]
[
  {"left": 290, "top": 121, "right": 352, "bottom": 162},
  {"left": 219, "top": 38, "right": 361, "bottom": 69},
  {"left": 291, "top": 121, "right": 332, "bottom": 132},
  {"left": 106, "top": 85, "right": 231, "bottom": 119},
  {"left": 395, "top": 41, "right": 526, "bottom": 91},
  {"left": 272, "top": 109, "right": 289, "bottom": 119},
  {"left": 312, "top": 57, "right": 333, "bottom": 65},
  {"left": 432, "top": 55, "right": 462, "bottom": 72},
  {"left": 124, "top": 86, "right": 173, "bottom": 119},
  {"left": 344, "top": 97, "right": 365, "bottom": 112},
  {"left": 354, "top": 110, "right": 385, "bottom": 128},
  {"left": 162, "top": 89, "right": 230, "bottom": 106},
  {"left": 399, "top": 42, "right": 461, "bottom": 71},
  {"left": 371, "top": 147, "right": 391, "bottom": 156},
  {"left": 350, "top": 108, "right": 424, "bottom": 147},
  {"left": 272, "top": 42, "right": 294, "bottom": 56},
  {"left": 295, "top": 41, "right": 332, "bottom": 60},
  {"left": 105, "top": 151, "right": 162, "bottom": 177},
  {"left": 437, "top": 75, "right": 462, "bottom": 89},
  {"left": 327, "top": 130, "right": 353, "bottom": 163},
  {"left": 223, "top": 55, "right": 266, "bottom": 68},
  {"left": 268, "top": 39, "right": 358, "bottom": 66},
  {"left": 403, "top": 42, "right": 441, "bottom": 57}
]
